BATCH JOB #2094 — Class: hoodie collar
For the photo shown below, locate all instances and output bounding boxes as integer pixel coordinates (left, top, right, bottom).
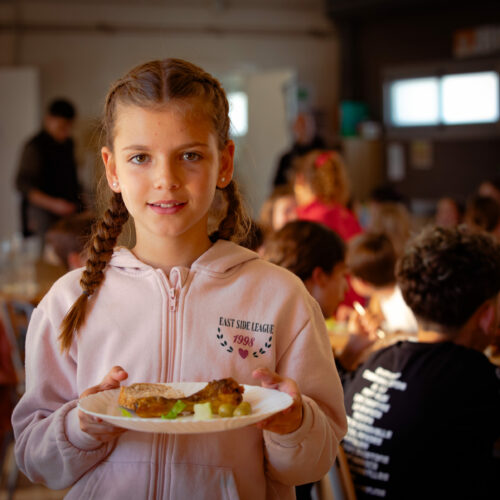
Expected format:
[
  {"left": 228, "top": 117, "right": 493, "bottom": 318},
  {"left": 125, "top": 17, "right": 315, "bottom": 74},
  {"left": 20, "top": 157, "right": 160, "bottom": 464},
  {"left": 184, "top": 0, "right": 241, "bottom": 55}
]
[{"left": 108, "top": 240, "right": 259, "bottom": 277}]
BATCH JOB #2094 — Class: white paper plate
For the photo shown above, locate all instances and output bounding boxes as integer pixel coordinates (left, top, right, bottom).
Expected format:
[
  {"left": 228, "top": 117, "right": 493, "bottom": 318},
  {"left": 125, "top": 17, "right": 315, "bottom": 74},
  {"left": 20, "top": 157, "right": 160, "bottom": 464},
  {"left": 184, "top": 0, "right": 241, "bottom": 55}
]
[{"left": 78, "top": 382, "right": 293, "bottom": 434}]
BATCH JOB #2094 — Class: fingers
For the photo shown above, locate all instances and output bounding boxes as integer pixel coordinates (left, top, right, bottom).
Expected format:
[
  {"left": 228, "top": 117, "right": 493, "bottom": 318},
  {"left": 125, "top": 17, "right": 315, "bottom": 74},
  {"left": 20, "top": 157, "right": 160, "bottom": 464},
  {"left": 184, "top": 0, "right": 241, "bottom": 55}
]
[
  {"left": 78, "top": 411, "right": 127, "bottom": 443},
  {"left": 252, "top": 368, "right": 303, "bottom": 434},
  {"left": 80, "top": 366, "right": 128, "bottom": 398}
]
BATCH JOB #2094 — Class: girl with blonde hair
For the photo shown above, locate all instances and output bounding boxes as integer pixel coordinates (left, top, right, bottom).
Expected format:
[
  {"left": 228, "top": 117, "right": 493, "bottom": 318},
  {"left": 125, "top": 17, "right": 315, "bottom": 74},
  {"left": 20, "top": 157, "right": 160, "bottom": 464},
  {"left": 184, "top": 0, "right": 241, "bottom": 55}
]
[{"left": 293, "top": 150, "right": 362, "bottom": 241}]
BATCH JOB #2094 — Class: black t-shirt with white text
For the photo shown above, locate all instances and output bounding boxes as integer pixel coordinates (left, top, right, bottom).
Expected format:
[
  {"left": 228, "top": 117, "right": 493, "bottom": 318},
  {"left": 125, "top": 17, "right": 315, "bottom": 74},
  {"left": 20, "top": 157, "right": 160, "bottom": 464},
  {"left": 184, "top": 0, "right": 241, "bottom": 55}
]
[{"left": 341, "top": 341, "right": 500, "bottom": 500}]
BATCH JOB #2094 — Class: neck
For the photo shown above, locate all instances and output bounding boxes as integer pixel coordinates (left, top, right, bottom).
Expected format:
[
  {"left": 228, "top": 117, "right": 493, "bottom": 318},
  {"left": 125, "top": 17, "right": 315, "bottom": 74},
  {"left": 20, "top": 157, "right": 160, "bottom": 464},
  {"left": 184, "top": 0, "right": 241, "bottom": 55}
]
[
  {"left": 417, "top": 329, "right": 454, "bottom": 343},
  {"left": 133, "top": 231, "right": 213, "bottom": 273},
  {"left": 296, "top": 188, "right": 316, "bottom": 206},
  {"left": 374, "top": 284, "right": 396, "bottom": 298}
]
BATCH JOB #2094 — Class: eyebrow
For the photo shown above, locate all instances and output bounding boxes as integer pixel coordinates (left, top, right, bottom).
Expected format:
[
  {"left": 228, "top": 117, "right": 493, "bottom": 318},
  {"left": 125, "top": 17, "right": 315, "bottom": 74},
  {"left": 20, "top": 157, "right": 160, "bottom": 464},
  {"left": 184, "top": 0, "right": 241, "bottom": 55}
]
[{"left": 121, "top": 141, "right": 209, "bottom": 151}]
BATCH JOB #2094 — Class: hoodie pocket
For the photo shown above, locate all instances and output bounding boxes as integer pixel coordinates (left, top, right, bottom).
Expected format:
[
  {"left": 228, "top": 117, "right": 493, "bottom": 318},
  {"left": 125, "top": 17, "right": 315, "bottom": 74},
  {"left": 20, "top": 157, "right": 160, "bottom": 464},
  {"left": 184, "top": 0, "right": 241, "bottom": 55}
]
[
  {"left": 67, "top": 462, "right": 151, "bottom": 500},
  {"left": 170, "top": 463, "right": 240, "bottom": 500}
]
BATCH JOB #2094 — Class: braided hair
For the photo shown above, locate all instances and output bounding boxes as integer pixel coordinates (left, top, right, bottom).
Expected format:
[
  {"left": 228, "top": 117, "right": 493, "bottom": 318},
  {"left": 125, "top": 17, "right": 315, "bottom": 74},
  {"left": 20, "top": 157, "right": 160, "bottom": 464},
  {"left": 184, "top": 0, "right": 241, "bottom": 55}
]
[{"left": 59, "top": 58, "right": 250, "bottom": 352}]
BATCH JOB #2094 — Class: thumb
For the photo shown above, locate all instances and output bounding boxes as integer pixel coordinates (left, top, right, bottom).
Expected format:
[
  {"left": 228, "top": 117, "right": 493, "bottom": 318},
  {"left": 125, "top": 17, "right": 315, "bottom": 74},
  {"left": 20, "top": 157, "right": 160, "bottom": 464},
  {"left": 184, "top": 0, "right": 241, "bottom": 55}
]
[
  {"left": 252, "top": 367, "right": 282, "bottom": 388},
  {"left": 100, "top": 366, "right": 128, "bottom": 389},
  {"left": 80, "top": 366, "right": 128, "bottom": 399}
]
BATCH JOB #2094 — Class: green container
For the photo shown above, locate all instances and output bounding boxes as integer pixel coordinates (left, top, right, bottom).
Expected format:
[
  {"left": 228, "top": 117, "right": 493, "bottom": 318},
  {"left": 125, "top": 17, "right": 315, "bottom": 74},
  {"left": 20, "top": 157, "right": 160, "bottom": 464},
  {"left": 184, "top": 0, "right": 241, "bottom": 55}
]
[{"left": 340, "top": 100, "right": 369, "bottom": 136}]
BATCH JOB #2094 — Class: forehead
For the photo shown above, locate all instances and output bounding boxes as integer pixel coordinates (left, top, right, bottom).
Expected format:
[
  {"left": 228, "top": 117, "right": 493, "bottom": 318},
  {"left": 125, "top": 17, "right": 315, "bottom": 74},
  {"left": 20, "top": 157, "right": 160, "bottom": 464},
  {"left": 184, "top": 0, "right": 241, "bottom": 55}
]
[{"left": 113, "top": 100, "right": 215, "bottom": 142}]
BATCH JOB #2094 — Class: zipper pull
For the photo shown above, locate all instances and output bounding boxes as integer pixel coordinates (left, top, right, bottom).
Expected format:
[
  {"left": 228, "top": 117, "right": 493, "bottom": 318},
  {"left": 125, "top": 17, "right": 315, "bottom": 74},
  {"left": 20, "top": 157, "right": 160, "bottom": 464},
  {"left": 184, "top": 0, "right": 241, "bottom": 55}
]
[{"left": 169, "top": 287, "right": 178, "bottom": 312}]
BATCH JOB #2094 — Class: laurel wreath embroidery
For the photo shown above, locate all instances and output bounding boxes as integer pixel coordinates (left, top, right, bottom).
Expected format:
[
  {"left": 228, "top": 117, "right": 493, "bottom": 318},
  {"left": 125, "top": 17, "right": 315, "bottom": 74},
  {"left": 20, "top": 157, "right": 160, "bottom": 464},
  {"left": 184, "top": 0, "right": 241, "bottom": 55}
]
[
  {"left": 217, "top": 328, "right": 233, "bottom": 352},
  {"left": 252, "top": 335, "right": 273, "bottom": 358},
  {"left": 216, "top": 328, "right": 273, "bottom": 357}
]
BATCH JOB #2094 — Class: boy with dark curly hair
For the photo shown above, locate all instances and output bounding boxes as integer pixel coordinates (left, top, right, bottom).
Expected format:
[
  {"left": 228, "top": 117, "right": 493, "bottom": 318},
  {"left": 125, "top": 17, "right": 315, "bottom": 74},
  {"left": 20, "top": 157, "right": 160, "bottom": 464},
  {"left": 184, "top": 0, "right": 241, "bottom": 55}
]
[{"left": 340, "top": 225, "right": 500, "bottom": 500}]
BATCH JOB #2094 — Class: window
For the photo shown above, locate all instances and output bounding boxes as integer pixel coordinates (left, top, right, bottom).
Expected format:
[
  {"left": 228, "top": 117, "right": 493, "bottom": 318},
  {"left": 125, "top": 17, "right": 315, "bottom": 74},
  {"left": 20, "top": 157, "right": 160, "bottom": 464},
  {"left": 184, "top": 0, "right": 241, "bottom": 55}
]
[
  {"left": 228, "top": 91, "right": 248, "bottom": 137},
  {"left": 390, "top": 77, "right": 439, "bottom": 126},
  {"left": 384, "top": 62, "right": 500, "bottom": 135},
  {"left": 441, "top": 71, "right": 499, "bottom": 124}
]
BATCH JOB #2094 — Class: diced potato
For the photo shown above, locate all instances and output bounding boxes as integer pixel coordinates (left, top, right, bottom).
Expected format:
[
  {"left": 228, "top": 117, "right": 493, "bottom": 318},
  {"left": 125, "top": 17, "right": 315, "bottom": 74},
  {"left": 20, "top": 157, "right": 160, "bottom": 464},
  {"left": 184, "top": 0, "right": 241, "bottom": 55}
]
[{"left": 193, "top": 402, "right": 213, "bottom": 420}]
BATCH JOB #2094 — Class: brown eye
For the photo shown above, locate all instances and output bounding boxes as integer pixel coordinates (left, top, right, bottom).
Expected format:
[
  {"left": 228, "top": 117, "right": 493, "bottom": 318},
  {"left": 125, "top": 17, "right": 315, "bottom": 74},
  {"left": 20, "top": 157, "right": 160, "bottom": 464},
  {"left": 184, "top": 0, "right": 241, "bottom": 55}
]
[
  {"left": 131, "top": 154, "right": 149, "bottom": 164},
  {"left": 182, "top": 152, "right": 201, "bottom": 161}
]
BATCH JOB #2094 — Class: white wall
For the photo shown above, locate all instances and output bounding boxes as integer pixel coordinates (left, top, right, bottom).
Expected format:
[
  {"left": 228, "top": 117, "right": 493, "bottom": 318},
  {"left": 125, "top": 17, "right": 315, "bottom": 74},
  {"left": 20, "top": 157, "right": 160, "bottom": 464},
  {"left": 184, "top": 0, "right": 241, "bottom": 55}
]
[
  {"left": 1, "top": 1, "right": 340, "bottom": 221},
  {"left": 0, "top": 67, "right": 39, "bottom": 241}
]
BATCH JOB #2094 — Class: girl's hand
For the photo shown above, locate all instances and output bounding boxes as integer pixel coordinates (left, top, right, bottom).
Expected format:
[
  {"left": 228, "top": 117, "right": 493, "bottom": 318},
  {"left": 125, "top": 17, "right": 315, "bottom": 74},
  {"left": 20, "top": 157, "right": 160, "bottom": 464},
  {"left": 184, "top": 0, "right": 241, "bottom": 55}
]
[
  {"left": 78, "top": 366, "right": 129, "bottom": 443},
  {"left": 252, "top": 367, "right": 303, "bottom": 435}
]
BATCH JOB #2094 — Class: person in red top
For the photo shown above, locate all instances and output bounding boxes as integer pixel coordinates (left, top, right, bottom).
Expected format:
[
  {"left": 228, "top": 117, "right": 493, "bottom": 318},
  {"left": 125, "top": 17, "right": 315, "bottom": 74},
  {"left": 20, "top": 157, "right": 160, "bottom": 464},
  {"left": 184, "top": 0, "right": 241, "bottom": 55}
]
[
  {"left": 292, "top": 149, "right": 363, "bottom": 309},
  {"left": 292, "top": 150, "right": 362, "bottom": 240}
]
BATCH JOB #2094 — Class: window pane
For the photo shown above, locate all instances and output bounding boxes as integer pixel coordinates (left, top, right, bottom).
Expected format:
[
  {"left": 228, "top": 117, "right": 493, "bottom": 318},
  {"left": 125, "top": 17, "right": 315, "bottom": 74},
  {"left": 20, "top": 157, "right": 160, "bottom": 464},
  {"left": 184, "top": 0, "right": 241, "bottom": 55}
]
[
  {"left": 390, "top": 77, "right": 439, "bottom": 126},
  {"left": 441, "top": 71, "right": 499, "bottom": 124},
  {"left": 228, "top": 91, "right": 248, "bottom": 137}
]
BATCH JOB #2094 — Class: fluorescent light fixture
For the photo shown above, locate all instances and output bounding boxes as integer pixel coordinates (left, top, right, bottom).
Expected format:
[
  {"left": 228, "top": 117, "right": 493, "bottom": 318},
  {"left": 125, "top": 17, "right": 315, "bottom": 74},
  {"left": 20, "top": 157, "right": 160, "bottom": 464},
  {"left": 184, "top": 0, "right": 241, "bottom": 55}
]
[
  {"left": 228, "top": 91, "right": 248, "bottom": 137},
  {"left": 441, "top": 71, "right": 499, "bottom": 124},
  {"left": 390, "top": 77, "right": 439, "bottom": 126}
]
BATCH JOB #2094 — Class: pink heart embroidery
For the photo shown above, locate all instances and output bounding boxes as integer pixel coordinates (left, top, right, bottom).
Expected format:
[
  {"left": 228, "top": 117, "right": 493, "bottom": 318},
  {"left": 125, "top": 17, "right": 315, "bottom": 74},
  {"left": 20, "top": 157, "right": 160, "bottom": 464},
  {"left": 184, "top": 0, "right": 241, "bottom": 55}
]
[{"left": 238, "top": 348, "right": 248, "bottom": 359}]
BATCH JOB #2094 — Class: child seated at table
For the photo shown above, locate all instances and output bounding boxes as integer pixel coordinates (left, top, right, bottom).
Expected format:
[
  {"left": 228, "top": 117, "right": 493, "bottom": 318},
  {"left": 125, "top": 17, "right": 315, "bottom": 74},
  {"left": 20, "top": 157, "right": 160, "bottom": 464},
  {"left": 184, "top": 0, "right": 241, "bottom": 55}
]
[
  {"left": 340, "top": 225, "right": 500, "bottom": 500},
  {"left": 44, "top": 212, "right": 94, "bottom": 270},
  {"left": 346, "top": 231, "right": 418, "bottom": 336},
  {"left": 262, "top": 220, "right": 347, "bottom": 321}
]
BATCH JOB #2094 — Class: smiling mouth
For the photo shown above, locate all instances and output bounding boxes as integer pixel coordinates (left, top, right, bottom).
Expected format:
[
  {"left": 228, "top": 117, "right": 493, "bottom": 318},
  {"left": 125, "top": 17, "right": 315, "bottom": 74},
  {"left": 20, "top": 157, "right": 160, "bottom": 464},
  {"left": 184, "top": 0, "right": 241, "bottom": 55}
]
[{"left": 148, "top": 202, "right": 185, "bottom": 208}]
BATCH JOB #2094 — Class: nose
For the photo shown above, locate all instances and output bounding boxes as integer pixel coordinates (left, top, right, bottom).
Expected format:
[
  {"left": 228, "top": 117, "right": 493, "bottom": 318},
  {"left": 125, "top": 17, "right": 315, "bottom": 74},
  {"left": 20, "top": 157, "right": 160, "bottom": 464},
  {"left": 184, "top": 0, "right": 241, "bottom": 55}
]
[{"left": 153, "top": 158, "right": 180, "bottom": 190}]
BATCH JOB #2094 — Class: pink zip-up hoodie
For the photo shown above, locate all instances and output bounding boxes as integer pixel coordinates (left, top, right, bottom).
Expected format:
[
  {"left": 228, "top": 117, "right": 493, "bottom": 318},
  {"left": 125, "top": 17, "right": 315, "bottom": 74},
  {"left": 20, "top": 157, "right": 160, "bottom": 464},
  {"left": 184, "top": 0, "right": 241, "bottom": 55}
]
[{"left": 13, "top": 240, "right": 347, "bottom": 499}]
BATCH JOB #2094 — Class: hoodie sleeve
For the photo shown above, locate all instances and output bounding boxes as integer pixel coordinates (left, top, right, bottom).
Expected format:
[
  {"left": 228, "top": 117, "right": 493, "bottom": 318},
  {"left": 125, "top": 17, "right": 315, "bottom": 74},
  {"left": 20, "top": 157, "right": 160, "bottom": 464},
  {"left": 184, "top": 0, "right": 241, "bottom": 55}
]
[
  {"left": 12, "top": 305, "right": 116, "bottom": 490},
  {"left": 263, "top": 296, "right": 347, "bottom": 486}
]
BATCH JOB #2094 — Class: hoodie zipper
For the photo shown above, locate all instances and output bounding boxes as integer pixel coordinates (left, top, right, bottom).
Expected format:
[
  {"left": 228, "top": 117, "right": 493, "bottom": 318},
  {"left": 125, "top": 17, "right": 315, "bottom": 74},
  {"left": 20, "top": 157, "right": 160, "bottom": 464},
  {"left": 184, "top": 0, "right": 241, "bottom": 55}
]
[{"left": 157, "top": 270, "right": 181, "bottom": 500}]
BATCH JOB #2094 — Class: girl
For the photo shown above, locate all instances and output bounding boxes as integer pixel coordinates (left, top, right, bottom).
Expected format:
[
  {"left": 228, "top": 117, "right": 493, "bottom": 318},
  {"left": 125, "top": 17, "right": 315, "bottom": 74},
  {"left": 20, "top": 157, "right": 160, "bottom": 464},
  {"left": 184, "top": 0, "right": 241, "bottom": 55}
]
[
  {"left": 12, "top": 59, "right": 346, "bottom": 500},
  {"left": 293, "top": 149, "right": 363, "bottom": 312},
  {"left": 292, "top": 149, "right": 362, "bottom": 242}
]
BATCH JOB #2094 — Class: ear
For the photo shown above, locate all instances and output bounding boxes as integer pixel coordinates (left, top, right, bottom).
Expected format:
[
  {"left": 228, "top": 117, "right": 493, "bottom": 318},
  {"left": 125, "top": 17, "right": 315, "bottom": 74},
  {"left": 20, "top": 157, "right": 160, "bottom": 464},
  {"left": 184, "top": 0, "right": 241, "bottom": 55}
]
[
  {"left": 217, "top": 140, "right": 235, "bottom": 189},
  {"left": 310, "top": 266, "right": 328, "bottom": 288},
  {"left": 478, "top": 300, "right": 495, "bottom": 334},
  {"left": 102, "top": 146, "right": 120, "bottom": 192}
]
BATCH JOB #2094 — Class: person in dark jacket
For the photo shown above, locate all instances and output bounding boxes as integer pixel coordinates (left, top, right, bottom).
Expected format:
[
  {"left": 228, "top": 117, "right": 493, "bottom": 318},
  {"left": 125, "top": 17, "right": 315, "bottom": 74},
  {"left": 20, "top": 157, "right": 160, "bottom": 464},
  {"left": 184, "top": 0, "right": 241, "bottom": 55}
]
[{"left": 16, "top": 98, "right": 82, "bottom": 238}]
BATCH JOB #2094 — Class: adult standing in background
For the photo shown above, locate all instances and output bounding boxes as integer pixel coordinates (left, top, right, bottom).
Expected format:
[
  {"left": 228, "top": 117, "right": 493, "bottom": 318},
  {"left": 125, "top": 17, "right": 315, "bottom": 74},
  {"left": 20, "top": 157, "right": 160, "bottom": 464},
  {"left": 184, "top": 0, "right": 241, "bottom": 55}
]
[
  {"left": 272, "top": 111, "right": 325, "bottom": 188},
  {"left": 16, "top": 98, "right": 82, "bottom": 239}
]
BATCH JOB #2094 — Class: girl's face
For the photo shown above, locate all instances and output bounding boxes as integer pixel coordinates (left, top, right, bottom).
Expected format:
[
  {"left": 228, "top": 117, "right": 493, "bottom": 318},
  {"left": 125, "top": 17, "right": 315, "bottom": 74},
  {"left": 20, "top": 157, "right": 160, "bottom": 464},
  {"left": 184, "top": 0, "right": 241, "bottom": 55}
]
[
  {"left": 311, "top": 262, "right": 348, "bottom": 319},
  {"left": 102, "top": 102, "right": 234, "bottom": 254}
]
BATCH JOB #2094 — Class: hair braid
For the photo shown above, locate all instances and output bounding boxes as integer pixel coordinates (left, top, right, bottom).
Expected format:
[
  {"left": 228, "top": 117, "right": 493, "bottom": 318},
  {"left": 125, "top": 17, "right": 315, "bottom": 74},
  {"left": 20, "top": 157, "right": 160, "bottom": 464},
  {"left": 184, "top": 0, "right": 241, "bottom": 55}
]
[
  {"left": 59, "top": 192, "right": 129, "bottom": 352},
  {"left": 211, "top": 181, "right": 250, "bottom": 244}
]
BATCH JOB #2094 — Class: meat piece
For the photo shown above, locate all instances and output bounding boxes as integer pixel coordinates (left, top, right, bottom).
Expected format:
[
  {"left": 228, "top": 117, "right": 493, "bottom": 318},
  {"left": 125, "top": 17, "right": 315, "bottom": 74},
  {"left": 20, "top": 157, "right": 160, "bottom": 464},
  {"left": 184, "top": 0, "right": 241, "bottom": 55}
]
[{"left": 118, "top": 377, "right": 244, "bottom": 418}]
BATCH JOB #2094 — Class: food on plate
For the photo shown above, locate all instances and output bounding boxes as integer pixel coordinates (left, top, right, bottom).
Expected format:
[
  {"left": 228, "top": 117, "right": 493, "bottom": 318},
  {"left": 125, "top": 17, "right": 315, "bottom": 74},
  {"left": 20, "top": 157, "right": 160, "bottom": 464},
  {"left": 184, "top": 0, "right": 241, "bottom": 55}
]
[
  {"left": 193, "top": 402, "right": 213, "bottom": 420},
  {"left": 233, "top": 401, "right": 252, "bottom": 417},
  {"left": 218, "top": 403, "right": 236, "bottom": 418},
  {"left": 118, "top": 377, "right": 244, "bottom": 418}
]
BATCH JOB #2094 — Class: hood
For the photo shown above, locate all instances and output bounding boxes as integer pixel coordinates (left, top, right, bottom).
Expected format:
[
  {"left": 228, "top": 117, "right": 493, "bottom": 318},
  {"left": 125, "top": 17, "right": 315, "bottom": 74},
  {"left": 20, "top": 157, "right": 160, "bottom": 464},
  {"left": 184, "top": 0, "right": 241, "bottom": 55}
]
[{"left": 108, "top": 240, "right": 259, "bottom": 278}]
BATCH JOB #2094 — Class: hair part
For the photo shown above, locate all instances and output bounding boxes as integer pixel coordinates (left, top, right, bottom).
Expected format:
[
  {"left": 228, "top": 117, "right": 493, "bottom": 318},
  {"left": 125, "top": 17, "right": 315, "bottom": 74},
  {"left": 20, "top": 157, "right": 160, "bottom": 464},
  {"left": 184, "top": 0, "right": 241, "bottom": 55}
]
[
  {"left": 263, "top": 220, "right": 345, "bottom": 282},
  {"left": 396, "top": 225, "right": 500, "bottom": 330}
]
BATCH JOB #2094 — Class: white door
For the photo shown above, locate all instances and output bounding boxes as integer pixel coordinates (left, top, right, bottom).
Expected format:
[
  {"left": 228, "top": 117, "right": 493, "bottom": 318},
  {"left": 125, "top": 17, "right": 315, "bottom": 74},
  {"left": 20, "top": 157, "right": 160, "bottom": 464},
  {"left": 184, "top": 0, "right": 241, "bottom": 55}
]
[{"left": 231, "top": 69, "right": 297, "bottom": 218}]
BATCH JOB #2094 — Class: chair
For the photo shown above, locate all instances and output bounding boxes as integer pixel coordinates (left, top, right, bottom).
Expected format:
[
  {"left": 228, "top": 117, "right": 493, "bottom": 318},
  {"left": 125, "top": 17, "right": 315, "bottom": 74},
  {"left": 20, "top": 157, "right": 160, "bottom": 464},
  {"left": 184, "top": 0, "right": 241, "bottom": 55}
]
[
  {"left": 0, "top": 297, "right": 34, "bottom": 499},
  {"left": 313, "top": 444, "right": 357, "bottom": 500}
]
